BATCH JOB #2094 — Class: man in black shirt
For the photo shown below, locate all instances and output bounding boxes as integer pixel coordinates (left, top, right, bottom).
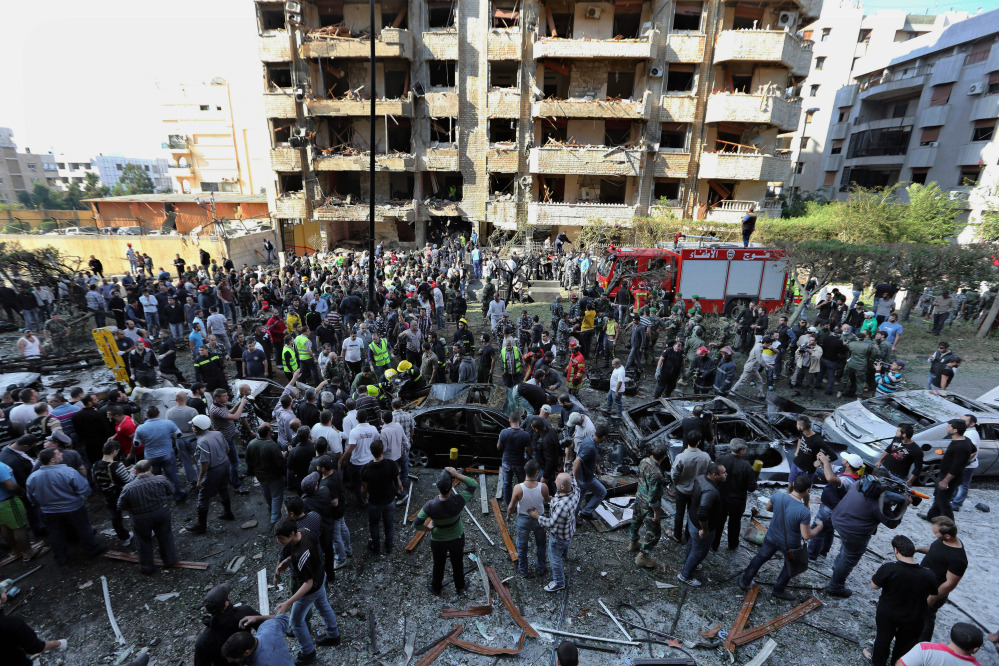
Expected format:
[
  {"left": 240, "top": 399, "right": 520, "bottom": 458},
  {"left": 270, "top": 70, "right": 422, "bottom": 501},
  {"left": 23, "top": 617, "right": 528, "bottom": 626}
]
[
  {"left": 655, "top": 340, "right": 684, "bottom": 398},
  {"left": 515, "top": 382, "right": 549, "bottom": 413},
  {"left": 876, "top": 424, "right": 923, "bottom": 486},
  {"left": 868, "top": 534, "right": 938, "bottom": 666},
  {"left": 531, "top": 417, "right": 562, "bottom": 495},
  {"left": 790, "top": 416, "right": 821, "bottom": 488},
  {"left": 678, "top": 463, "right": 727, "bottom": 586},
  {"left": 361, "top": 439, "right": 401, "bottom": 554},
  {"left": 117, "top": 460, "right": 177, "bottom": 574},
  {"left": 273, "top": 517, "right": 341, "bottom": 663},
  {"left": 188, "top": 383, "right": 209, "bottom": 415},
  {"left": 922, "top": 419, "right": 974, "bottom": 521},
  {"left": 298, "top": 390, "right": 321, "bottom": 429},
  {"left": 917, "top": 516, "right": 968, "bottom": 642},
  {"left": 478, "top": 333, "right": 496, "bottom": 384},
  {"left": 1, "top": 586, "right": 68, "bottom": 666},
  {"left": 194, "top": 583, "right": 259, "bottom": 666},
  {"left": 157, "top": 330, "right": 186, "bottom": 383},
  {"left": 713, "top": 439, "right": 758, "bottom": 552}
]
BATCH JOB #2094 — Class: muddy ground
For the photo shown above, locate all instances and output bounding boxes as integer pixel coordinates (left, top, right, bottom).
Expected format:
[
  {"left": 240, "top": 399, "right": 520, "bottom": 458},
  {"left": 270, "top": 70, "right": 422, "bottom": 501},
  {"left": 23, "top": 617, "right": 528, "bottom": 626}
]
[{"left": 1, "top": 314, "right": 998, "bottom": 666}]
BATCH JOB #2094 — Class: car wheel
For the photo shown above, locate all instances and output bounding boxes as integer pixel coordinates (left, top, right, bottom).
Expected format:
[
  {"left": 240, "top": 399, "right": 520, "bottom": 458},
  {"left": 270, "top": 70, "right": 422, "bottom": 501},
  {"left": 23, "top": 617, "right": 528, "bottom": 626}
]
[
  {"left": 916, "top": 462, "right": 940, "bottom": 488},
  {"left": 409, "top": 448, "right": 430, "bottom": 468}
]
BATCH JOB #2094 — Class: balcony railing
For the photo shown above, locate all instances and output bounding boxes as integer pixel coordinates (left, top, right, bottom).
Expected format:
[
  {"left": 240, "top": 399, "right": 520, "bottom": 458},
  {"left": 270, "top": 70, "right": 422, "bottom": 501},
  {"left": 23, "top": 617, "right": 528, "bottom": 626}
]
[{"left": 858, "top": 65, "right": 932, "bottom": 93}]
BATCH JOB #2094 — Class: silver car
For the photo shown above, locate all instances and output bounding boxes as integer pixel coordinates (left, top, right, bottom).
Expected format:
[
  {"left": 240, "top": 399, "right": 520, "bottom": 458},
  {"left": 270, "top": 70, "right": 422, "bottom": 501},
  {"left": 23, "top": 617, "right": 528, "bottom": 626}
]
[{"left": 822, "top": 390, "right": 999, "bottom": 485}]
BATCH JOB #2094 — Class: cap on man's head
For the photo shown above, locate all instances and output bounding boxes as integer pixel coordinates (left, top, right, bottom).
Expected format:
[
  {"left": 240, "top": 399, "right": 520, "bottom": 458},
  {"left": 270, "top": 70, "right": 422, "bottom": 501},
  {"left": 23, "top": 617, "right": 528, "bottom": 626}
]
[
  {"left": 842, "top": 453, "right": 864, "bottom": 469},
  {"left": 894, "top": 359, "right": 906, "bottom": 368},
  {"left": 436, "top": 469, "right": 453, "bottom": 495},
  {"left": 190, "top": 414, "right": 212, "bottom": 430},
  {"left": 566, "top": 412, "right": 583, "bottom": 427},
  {"left": 203, "top": 583, "right": 231, "bottom": 614}
]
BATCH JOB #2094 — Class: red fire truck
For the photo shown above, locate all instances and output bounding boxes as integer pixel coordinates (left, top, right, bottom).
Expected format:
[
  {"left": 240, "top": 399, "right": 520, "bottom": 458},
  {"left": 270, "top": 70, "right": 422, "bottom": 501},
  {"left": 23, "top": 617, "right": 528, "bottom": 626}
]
[{"left": 596, "top": 244, "right": 790, "bottom": 315}]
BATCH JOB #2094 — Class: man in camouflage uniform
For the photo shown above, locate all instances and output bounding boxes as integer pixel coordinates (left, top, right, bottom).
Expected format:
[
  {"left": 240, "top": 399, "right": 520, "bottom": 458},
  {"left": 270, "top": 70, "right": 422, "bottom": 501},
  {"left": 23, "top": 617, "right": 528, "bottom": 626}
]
[
  {"left": 629, "top": 445, "right": 668, "bottom": 569},
  {"left": 681, "top": 325, "right": 705, "bottom": 382},
  {"left": 43, "top": 312, "right": 72, "bottom": 354},
  {"left": 867, "top": 330, "right": 892, "bottom": 393},
  {"left": 480, "top": 278, "right": 496, "bottom": 322},
  {"left": 686, "top": 295, "right": 702, "bottom": 318},
  {"left": 718, "top": 318, "right": 739, "bottom": 350},
  {"left": 549, "top": 295, "right": 565, "bottom": 335}
]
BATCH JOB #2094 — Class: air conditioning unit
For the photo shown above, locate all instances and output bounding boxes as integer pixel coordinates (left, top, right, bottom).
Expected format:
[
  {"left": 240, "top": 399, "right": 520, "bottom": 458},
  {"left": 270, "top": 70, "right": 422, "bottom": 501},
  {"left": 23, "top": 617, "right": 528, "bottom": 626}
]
[
  {"left": 285, "top": 11, "right": 301, "bottom": 24},
  {"left": 968, "top": 82, "right": 984, "bottom": 95},
  {"left": 650, "top": 66, "right": 663, "bottom": 77},
  {"left": 927, "top": 141, "right": 939, "bottom": 147},
  {"left": 777, "top": 12, "right": 798, "bottom": 28},
  {"left": 519, "top": 175, "right": 532, "bottom": 188},
  {"left": 585, "top": 6, "right": 601, "bottom": 19},
  {"left": 949, "top": 191, "right": 967, "bottom": 200},
  {"left": 294, "top": 86, "right": 306, "bottom": 101},
  {"left": 284, "top": 1, "right": 301, "bottom": 12}
]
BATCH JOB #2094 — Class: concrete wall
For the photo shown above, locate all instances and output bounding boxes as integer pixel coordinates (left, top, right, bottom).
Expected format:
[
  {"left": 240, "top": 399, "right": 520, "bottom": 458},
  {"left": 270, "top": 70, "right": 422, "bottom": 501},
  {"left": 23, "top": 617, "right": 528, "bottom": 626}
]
[{"left": 1, "top": 209, "right": 98, "bottom": 231}]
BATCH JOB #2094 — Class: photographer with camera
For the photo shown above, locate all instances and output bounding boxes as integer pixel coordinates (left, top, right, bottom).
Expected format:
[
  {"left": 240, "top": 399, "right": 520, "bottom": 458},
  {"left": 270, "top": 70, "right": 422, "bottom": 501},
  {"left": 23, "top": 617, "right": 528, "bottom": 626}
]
[
  {"left": 808, "top": 451, "right": 863, "bottom": 563},
  {"left": 874, "top": 358, "right": 905, "bottom": 395},
  {"left": 792, "top": 334, "right": 823, "bottom": 400}
]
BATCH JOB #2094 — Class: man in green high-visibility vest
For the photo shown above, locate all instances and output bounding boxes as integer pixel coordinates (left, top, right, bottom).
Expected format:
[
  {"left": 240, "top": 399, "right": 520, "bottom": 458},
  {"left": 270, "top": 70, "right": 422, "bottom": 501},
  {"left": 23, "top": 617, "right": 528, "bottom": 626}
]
[
  {"left": 282, "top": 337, "right": 300, "bottom": 380},
  {"left": 367, "top": 330, "right": 392, "bottom": 379},
  {"left": 295, "top": 328, "right": 319, "bottom": 384}
]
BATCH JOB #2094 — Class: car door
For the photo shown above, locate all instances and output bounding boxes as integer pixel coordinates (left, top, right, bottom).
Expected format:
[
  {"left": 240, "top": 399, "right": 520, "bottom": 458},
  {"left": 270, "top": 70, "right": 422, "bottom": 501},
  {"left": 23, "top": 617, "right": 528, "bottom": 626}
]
[
  {"left": 467, "top": 408, "right": 508, "bottom": 466},
  {"left": 412, "top": 408, "right": 467, "bottom": 466},
  {"left": 972, "top": 420, "right": 999, "bottom": 477}
]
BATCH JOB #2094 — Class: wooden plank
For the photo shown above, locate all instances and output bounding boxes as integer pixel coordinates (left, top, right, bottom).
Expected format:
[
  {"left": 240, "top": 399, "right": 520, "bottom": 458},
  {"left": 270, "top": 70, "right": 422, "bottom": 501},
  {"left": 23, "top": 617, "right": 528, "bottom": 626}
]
[
  {"left": 485, "top": 566, "right": 539, "bottom": 637},
  {"left": 104, "top": 550, "right": 209, "bottom": 571},
  {"left": 414, "top": 625, "right": 462, "bottom": 666},
  {"left": 390, "top": 5, "right": 407, "bottom": 28},
  {"left": 490, "top": 498, "right": 519, "bottom": 562},
  {"left": 257, "top": 568, "right": 270, "bottom": 616},
  {"left": 405, "top": 529, "right": 426, "bottom": 552},
  {"left": 479, "top": 474, "right": 489, "bottom": 515},
  {"left": 545, "top": 5, "right": 557, "bottom": 37},
  {"left": 449, "top": 630, "right": 527, "bottom": 656},
  {"left": 724, "top": 583, "right": 759, "bottom": 652},
  {"left": 731, "top": 596, "right": 822, "bottom": 647},
  {"left": 440, "top": 605, "right": 493, "bottom": 618},
  {"left": 0, "top": 542, "right": 45, "bottom": 567}
]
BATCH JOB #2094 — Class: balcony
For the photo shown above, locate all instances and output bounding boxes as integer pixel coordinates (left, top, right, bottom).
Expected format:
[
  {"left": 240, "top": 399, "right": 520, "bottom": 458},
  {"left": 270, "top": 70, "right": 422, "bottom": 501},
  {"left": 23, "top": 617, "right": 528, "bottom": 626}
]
[
  {"left": 263, "top": 93, "right": 297, "bottom": 118},
  {"left": 660, "top": 95, "right": 698, "bottom": 123},
  {"left": 714, "top": 30, "right": 810, "bottom": 73},
  {"left": 857, "top": 65, "right": 932, "bottom": 101},
  {"left": 705, "top": 93, "right": 802, "bottom": 131},
  {"left": 820, "top": 153, "right": 843, "bottom": 173},
  {"left": 168, "top": 164, "right": 192, "bottom": 177},
  {"left": 908, "top": 146, "right": 937, "bottom": 169},
  {"left": 833, "top": 84, "right": 858, "bottom": 108},
  {"left": 705, "top": 199, "right": 782, "bottom": 222},
  {"left": 164, "top": 138, "right": 190, "bottom": 153},
  {"left": 970, "top": 94, "right": 999, "bottom": 121},
  {"left": 852, "top": 115, "right": 915, "bottom": 132},
  {"left": 313, "top": 153, "right": 415, "bottom": 171},
  {"left": 258, "top": 32, "right": 291, "bottom": 62},
  {"left": 653, "top": 152, "right": 691, "bottom": 178},
  {"left": 488, "top": 90, "right": 521, "bottom": 118},
  {"left": 797, "top": 0, "right": 823, "bottom": 21},
  {"left": 273, "top": 193, "right": 307, "bottom": 219},
  {"left": 270, "top": 147, "right": 302, "bottom": 171},
  {"left": 528, "top": 202, "right": 638, "bottom": 225},
  {"left": 928, "top": 56, "right": 962, "bottom": 86},
  {"left": 418, "top": 148, "right": 459, "bottom": 171},
  {"left": 301, "top": 29, "right": 413, "bottom": 60},
  {"left": 486, "top": 200, "right": 518, "bottom": 225},
  {"left": 649, "top": 202, "right": 685, "bottom": 218},
  {"left": 487, "top": 147, "right": 519, "bottom": 172},
  {"left": 315, "top": 200, "right": 416, "bottom": 223},
  {"left": 957, "top": 142, "right": 988, "bottom": 166},
  {"left": 533, "top": 95, "right": 649, "bottom": 120},
  {"left": 425, "top": 92, "right": 457, "bottom": 117},
  {"left": 699, "top": 151, "right": 792, "bottom": 182},
  {"left": 308, "top": 94, "right": 414, "bottom": 117},
  {"left": 533, "top": 31, "right": 659, "bottom": 60},
  {"left": 488, "top": 32, "right": 521, "bottom": 60},
  {"left": 422, "top": 30, "right": 458, "bottom": 60},
  {"left": 664, "top": 33, "right": 705, "bottom": 62},
  {"left": 421, "top": 199, "right": 468, "bottom": 217},
  {"left": 529, "top": 146, "right": 644, "bottom": 176},
  {"left": 917, "top": 105, "right": 949, "bottom": 127},
  {"left": 829, "top": 122, "right": 850, "bottom": 141}
]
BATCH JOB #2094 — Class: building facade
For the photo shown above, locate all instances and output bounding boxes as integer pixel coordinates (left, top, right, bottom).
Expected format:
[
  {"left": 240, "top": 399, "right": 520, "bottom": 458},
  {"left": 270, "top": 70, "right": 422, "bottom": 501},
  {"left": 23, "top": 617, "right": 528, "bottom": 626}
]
[
  {"left": 52, "top": 154, "right": 100, "bottom": 189},
  {"left": 789, "top": 5, "right": 966, "bottom": 195},
  {"left": 91, "top": 155, "right": 172, "bottom": 193},
  {"left": 809, "top": 9, "right": 998, "bottom": 238},
  {"left": 160, "top": 79, "right": 269, "bottom": 196},
  {"left": 0, "top": 128, "right": 60, "bottom": 204},
  {"left": 254, "top": 0, "right": 821, "bottom": 249}
]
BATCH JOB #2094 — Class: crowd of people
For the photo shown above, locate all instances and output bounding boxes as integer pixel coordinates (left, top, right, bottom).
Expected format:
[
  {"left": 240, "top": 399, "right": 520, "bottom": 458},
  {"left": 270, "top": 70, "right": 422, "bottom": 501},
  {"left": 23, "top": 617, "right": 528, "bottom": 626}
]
[{"left": 0, "top": 233, "right": 997, "bottom": 666}]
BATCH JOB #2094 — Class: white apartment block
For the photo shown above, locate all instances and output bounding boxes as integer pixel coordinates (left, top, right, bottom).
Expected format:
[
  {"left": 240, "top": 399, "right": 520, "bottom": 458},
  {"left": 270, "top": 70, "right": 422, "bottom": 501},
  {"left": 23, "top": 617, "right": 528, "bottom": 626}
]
[{"left": 52, "top": 154, "right": 100, "bottom": 189}]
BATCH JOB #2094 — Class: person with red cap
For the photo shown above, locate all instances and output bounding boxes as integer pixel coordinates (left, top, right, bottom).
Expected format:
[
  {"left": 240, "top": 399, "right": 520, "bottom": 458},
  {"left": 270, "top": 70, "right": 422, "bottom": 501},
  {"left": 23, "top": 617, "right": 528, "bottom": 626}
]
[
  {"left": 690, "top": 346, "right": 716, "bottom": 395},
  {"left": 713, "top": 346, "right": 737, "bottom": 396}
]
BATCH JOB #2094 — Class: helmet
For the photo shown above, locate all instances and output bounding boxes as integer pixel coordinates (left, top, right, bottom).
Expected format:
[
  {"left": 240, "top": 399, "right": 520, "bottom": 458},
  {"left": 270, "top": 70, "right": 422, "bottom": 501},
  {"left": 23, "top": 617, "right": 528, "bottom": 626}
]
[
  {"left": 397, "top": 360, "right": 413, "bottom": 372},
  {"left": 301, "top": 276, "right": 309, "bottom": 282},
  {"left": 199, "top": 285, "right": 208, "bottom": 292},
  {"left": 570, "top": 293, "right": 578, "bottom": 299},
  {"left": 459, "top": 318, "right": 468, "bottom": 326},
  {"left": 190, "top": 414, "right": 212, "bottom": 430},
  {"left": 367, "top": 385, "right": 379, "bottom": 396},
  {"left": 696, "top": 346, "right": 709, "bottom": 356},
  {"left": 384, "top": 369, "right": 397, "bottom": 380},
  {"left": 721, "top": 346, "right": 733, "bottom": 355},
  {"left": 569, "top": 339, "right": 579, "bottom": 348}
]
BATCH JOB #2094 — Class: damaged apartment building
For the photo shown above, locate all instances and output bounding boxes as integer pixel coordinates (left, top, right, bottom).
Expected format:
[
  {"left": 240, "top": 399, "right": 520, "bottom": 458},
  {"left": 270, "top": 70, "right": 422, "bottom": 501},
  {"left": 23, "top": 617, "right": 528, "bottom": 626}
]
[{"left": 255, "top": 0, "right": 819, "bottom": 247}]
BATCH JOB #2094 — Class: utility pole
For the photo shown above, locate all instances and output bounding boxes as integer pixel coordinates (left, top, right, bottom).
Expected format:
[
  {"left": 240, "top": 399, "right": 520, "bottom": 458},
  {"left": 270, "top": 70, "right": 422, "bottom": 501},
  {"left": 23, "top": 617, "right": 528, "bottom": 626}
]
[{"left": 367, "top": 0, "right": 376, "bottom": 307}]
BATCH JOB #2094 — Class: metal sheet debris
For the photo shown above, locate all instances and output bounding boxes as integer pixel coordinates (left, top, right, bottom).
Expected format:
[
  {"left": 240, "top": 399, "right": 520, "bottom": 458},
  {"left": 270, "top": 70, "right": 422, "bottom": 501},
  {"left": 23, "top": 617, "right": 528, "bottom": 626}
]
[{"left": 101, "top": 575, "right": 126, "bottom": 645}]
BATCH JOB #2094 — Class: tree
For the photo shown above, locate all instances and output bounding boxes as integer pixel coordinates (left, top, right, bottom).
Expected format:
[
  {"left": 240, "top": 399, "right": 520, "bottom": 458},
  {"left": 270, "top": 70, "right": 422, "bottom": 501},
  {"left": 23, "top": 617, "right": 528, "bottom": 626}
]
[
  {"left": 63, "top": 182, "right": 87, "bottom": 210},
  {"left": 16, "top": 183, "right": 67, "bottom": 210},
  {"left": 901, "top": 182, "right": 965, "bottom": 244},
  {"left": 886, "top": 243, "right": 999, "bottom": 318},
  {"left": 83, "top": 172, "right": 109, "bottom": 199},
  {"left": 0, "top": 241, "right": 81, "bottom": 288},
  {"left": 118, "top": 163, "right": 155, "bottom": 195}
]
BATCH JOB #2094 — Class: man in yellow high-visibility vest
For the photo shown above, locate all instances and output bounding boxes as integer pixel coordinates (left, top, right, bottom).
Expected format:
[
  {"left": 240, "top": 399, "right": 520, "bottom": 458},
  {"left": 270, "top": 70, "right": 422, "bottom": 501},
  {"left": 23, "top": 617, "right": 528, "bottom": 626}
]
[
  {"left": 295, "top": 328, "right": 319, "bottom": 384},
  {"left": 368, "top": 330, "right": 392, "bottom": 379}
]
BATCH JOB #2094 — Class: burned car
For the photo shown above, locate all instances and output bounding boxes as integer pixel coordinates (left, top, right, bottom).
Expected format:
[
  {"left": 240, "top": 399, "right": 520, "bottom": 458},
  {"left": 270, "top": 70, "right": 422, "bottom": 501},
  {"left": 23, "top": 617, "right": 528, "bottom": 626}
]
[
  {"left": 621, "top": 395, "right": 833, "bottom": 484},
  {"left": 822, "top": 390, "right": 999, "bottom": 486},
  {"left": 407, "top": 383, "right": 584, "bottom": 468},
  {"left": 130, "top": 377, "right": 311, "bottom": 425}
]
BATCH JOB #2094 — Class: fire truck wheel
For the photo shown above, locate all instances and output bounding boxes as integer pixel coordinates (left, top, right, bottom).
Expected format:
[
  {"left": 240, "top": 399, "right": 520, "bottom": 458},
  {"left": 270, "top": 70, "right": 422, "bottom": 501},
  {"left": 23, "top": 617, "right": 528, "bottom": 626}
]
[{"left": 725, "top": 298, "right": 750, "bottom": 318}]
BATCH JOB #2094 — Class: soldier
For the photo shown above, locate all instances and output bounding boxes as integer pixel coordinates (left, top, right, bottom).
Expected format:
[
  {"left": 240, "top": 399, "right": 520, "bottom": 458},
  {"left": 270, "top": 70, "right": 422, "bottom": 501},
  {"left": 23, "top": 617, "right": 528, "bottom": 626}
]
[
  {"left": 718, "top": 318, "right": 739, "bottom": 350},
  {"left": 480, "top": 278, "right": 496, "bottom": 323},
  {"left": 43, "top": 312, "right": 71, "bottom": 354},
  {"left": 681, "top": 326, "right": 705, "bottom": 384},
  {"left": 839, "top": 330, "right": 872, "bottom": 398},
  {"left": 549, "top": 295, "right": 565, "bottom": 336},
  {"left": 566, "top": 340, "right": 586, "bottom": 397},
  {"left": 686, "top": 295, "right": 702, "bottom": 318},
  {"left": 630, "top": 445, "right": 668, "bottom": 569}
]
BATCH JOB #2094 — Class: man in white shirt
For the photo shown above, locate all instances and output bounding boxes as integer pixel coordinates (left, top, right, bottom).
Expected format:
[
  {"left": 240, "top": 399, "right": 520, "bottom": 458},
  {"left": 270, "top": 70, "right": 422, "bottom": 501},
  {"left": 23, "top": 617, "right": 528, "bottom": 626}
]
[
  {"left": 139, "top": 289, "right": 161, "bottom": 335},
  {"left": 487, "top": 293, "right": 507, "bottom": 337},
  {"left": 341, "top": 331, "right": 364, "bottom": 375},
  {"left": 566, "top": 411, "right": 596, "bottom": 448},
  {"left": 433, "top": 285, "right": 445, "bottom": 330},
  {"left": 606, "top": 358, "right": 626, "bottom": 421},
  {"left": 206, "top": 307, "right": 230, "bottom": 349},
  {"left": 378, "top": 409, "right": 410, "bottom": 499},
  {"left": 311, "top": 410, "right": 343, "bottom": 457},
  {"left": 340, "top": 411, "right": 378, "bottom": 505}
]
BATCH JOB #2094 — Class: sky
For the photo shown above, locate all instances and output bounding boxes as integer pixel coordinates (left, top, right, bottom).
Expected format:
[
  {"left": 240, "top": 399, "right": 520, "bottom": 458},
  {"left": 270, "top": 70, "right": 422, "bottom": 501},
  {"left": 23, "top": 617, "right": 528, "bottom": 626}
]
[
  {"left": 0, "top": 0, "right": 260, "bottom": 159},
  {"left": 0, "top": 0, "right": 993, "bottom": 159}
]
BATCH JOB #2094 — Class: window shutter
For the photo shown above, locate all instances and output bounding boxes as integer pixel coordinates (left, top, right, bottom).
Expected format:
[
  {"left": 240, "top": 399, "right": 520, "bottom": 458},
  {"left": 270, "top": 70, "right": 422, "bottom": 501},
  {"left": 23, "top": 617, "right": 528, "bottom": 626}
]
[
  {"left": 920, "top": 127, "right": 940, "bottom": 142},
  {"left": 974, "top": 119, "right": 996, "bottom": 128},
  {"left": 929, "top": 83, "right": 952, "bottom": 107},
  {"left": 823, "top": 171, "right": 837, "bottom": 186}
]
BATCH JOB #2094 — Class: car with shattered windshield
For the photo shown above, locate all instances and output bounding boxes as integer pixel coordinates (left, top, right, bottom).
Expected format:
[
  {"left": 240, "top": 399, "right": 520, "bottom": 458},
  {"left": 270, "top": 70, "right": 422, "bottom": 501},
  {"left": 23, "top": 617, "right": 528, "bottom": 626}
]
[
  {"left": 822, "top": 390, "right": 999, "bottom": 485},
  {"left": 406, "top": 383, "right": 584, "bottom": 468},
  {"left": 621, "top": 395, "right": 831, "bottom": 484}
]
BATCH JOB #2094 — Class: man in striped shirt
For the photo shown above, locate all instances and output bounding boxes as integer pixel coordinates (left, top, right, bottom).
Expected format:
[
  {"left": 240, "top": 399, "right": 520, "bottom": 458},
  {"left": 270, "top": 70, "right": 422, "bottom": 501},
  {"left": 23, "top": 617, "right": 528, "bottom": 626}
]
[{"left": 874, "top": 359, "right": 905, "bottom": 395}]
